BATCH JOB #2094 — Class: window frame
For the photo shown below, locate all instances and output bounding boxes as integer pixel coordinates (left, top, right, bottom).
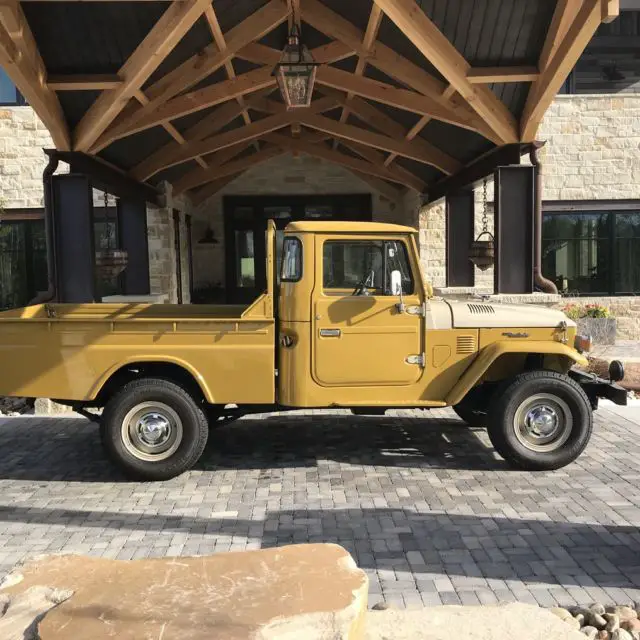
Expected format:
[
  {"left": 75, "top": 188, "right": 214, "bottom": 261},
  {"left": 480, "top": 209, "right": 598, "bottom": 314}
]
[
  {"left": 542, "top": 200, "right": 640, "bottom": 296},
  {"left": 321, "top": 237, "right": 415, "bottom": 297},
  {"left": 280, "top": 236, "right": 303, "bottom": 283}
]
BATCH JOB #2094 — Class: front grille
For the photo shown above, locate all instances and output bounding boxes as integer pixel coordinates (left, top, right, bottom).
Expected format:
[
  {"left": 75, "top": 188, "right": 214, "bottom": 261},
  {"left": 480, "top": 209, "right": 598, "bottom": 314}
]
[
  {"left": 457, "top": 335, "right": 476, "bottom": 354},
  {"left": 467, "top": 303, "right": 495, "bottom": 315}
]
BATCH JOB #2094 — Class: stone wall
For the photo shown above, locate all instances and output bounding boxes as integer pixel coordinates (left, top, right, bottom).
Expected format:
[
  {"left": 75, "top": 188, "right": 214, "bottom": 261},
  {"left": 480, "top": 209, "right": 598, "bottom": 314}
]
[
  {"left": 192, "top": 152, "right": 416, "bottom": 290},
  {"left": 0, "top": 107, "right": 53, "bottom": 209}
]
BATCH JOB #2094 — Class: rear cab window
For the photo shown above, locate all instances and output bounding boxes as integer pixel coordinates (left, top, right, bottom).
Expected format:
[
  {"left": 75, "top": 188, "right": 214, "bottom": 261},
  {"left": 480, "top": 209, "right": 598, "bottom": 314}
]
[{"left": 281, "top": 236, "right": 302, "bottom": 282}]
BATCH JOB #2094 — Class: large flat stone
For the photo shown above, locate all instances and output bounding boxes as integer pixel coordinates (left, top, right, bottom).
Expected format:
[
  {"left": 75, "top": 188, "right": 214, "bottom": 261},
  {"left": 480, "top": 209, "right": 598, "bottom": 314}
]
[
  {"left": 365, "top": 603, "right": 585, "bottom": 640},
  {"left": 0, "top": 544, "right": 368, "bottom": 640}
]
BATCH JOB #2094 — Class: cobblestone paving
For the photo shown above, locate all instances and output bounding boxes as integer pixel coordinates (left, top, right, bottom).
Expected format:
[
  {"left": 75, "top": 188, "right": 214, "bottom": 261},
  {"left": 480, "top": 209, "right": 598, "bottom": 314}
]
[{"left": 0, "top": 407, "right": 639, "bottom": 609}]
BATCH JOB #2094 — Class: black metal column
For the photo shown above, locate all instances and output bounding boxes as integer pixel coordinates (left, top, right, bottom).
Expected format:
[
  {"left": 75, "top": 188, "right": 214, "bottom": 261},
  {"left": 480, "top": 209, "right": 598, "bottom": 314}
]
[
  {"left": 117, "top": 198, "right": 150, "bottom": 295},
  {"left": 446, "top": 189, "right": 475, "bottom": 287},
  {"left": 494, "top": 165, "right": 535, "bottom": 294},
  {"left": 51, "top": 174, "right": 96, "bottom": 302}
]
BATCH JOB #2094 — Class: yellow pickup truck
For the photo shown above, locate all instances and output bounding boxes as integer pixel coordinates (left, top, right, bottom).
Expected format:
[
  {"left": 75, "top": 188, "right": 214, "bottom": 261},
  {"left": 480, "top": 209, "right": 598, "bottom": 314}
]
[{"left": 0, "top": 221, "right": 626, "bottom": 480}]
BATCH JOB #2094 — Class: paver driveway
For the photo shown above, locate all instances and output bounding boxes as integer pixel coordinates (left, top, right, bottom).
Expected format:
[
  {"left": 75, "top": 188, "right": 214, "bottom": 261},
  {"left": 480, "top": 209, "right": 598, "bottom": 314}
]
[{"left": 0, "top": 405, "right": 639, "bottom": 609}]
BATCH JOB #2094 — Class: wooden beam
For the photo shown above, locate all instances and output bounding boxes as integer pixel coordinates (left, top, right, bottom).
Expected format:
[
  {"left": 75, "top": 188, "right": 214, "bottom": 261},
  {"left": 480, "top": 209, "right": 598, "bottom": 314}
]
[
  {"left": 47, "top": 74, "right": 122, "bottom": 90},
  {"left": 337, "top": 140, "right": 425, "bottom": 192},
  {"left": 602, "top": 0, "right": 619, "bottom": 23},
  {"left": 73, "top": 0, "right": 211, "bottom": 151},
  {"left": 132, "top": 94, "right": 337, "bottom": 181},
  {"left": 237, "top": 40, "right": 353, "bottom": 66},
  {"left": 316, "top": 66, "right": 481, "bottom": 134},
  {"left": 174, "top": 145, "right": 285, "bottom": 193},
  {"left": 373, "top": 0, "right": 519, "bottom": 144},
  {"left": 467, "top": 67, "right": 540, "bottom": 83},
  {"left": 0, "top": 2, "right": 70, "bottom": 149},
  {"left": 265, "top": 132, "right": 426, "bottom": 190},
  {"left": 351, "top": 170, "right": 403, "bottom": 201},
  {"left": 522, "top": 0, "right": 610, "bottom": 140},
  {"left": 538, "top": 0, "right": 581, "bottom": 72},
  {"left": 102, "top": 67, "right": 276, "bottom": 146},
  {"left": 334, "top": 4, "right": 383, "bottom": 148},
  {"left": 300, "top": 113, "right": 460, "bottom": 175},
  {"left": 90, "top": 0, "right": 288, "bottom": 153}
]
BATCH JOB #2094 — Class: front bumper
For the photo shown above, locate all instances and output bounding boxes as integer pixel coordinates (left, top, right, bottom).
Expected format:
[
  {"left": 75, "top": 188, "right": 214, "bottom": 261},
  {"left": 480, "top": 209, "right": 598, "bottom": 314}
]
[{"left": 569, "top": 369, "right": 628, "bottom": 406}]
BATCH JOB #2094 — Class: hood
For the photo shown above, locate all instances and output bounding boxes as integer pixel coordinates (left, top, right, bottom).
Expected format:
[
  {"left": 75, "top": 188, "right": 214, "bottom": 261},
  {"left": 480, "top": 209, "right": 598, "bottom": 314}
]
[{"left": 446, "top": 300, "right": 575, "bottom": 329}]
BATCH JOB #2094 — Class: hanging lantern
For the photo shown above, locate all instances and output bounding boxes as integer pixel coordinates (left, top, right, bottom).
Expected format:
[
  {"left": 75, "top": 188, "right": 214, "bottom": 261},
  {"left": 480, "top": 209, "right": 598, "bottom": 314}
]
[
  {"left": 274, "top": 24, "right": 319, "bottom": 109},
  {"left": 95, "top": 249, "right": 128, "bottom": 279},
  {"left": 469, "top": 178, "right": 495, "bottom": 271}
]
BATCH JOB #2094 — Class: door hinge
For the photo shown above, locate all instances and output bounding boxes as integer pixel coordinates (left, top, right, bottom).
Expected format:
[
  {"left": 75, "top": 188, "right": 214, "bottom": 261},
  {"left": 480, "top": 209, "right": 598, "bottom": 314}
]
[
  {"left": 406, "top": 353, "right": 426, "bottom": 367},
  {"left": 397, "top": 302, "right": 426, "bottom": 317}
]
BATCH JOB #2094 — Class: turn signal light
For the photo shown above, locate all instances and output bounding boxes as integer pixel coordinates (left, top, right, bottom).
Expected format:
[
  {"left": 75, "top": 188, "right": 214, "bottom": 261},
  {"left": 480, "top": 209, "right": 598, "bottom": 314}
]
[{"left": 574, "top": 334, "right": 593, "bottom": 353}]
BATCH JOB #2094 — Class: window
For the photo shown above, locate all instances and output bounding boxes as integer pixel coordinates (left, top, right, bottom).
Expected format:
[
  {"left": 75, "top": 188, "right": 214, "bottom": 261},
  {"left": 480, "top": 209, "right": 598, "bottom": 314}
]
[
  {"left": 93, "top": 206, "right": 123, "bottom": 298},
  {"left": 542, "top": 204, "right": 640, "bottom": 295},
  {"left": 323, "top": 239, "right": 414, "bottom": 295},
  {"left": 0, "top": 68, "right": 26, "bottom": 106},
  {"left": 0, "top": 216, "right": 47, "bottom": 310},
  {"left": 281, "top": 237, "right": 302, "bottom": 282}
]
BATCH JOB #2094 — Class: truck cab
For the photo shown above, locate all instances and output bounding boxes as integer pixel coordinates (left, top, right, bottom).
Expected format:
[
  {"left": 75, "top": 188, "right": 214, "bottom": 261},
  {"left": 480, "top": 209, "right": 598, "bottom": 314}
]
[{"left": 0, "top": 220, "right": 626, "bottom": 480}]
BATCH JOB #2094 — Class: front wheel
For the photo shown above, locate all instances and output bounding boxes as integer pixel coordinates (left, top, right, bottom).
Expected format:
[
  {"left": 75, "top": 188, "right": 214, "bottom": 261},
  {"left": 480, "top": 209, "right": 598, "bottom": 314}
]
[
  {"left": 487, "top": 371, "right": 592, "bottom": 471},
  {"left": 100, "top": 378, "right": 208, "bottom": 480}
]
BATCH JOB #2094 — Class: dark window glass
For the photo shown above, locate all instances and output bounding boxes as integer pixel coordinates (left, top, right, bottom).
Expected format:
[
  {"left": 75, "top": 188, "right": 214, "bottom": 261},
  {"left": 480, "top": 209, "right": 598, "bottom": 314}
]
[
  {"left": 614, "top": 212, "right": 640, "bottom": 294},
  {"left": 323, "top": 240, "right": 413, "bottom": 295},
  {"left": 543, "top": 208, "right": 640, "bottom": 295},
  {"left": 93, "top": 206, "right": 123, "bottom": 298},
  {"left": 281, "top": 237, "right": 302, "bottom": 282},
  {"left": 0, "top": 219, "right": 46, "bottom": 309}
]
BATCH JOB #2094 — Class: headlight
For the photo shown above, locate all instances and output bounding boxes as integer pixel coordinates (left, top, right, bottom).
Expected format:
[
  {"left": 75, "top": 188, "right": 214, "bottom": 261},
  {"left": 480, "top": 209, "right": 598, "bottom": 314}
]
[{"left": 574, "top": 334, "right": 593, "bottom": 353}]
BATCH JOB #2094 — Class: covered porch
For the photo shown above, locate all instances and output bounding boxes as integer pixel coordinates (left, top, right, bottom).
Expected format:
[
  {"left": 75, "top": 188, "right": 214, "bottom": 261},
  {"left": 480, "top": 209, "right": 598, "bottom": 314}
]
[{"left": 0, "top": 0, "right": 619, "bottom": 304}]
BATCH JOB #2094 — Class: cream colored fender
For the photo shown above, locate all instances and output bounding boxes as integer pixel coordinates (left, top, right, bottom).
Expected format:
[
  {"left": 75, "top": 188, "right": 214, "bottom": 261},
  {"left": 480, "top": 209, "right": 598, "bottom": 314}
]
[{"left": 446, "top": 340, "right": 589, "bottom": 407}]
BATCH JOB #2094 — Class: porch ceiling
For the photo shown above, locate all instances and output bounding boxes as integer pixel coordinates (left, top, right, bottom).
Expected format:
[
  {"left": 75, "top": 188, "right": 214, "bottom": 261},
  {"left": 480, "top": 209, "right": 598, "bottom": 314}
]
[{"left": 0, "top": 0, "right": 619, "bottom": 204}]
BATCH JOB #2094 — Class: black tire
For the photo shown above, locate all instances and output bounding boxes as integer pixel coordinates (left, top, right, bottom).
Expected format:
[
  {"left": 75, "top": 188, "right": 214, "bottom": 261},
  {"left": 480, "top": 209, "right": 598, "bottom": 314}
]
[
  {"left": 487, "top": 371, "right": 592, "bottom": 471},
  {"left": 453, "top": 384, "right": 493, "bottom": 427},
  {"left": 100, "top": 378, "right": 208, "bottom": 481}
]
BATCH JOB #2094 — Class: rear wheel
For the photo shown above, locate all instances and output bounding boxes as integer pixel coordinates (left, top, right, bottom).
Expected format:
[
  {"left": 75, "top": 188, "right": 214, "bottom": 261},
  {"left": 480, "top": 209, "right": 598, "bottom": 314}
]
[
  {"left": 487, "top": 371, "right": 592, "bottom": 470},
  {"left": 100, "top": 378, "right": 208, "bottom": 480}
]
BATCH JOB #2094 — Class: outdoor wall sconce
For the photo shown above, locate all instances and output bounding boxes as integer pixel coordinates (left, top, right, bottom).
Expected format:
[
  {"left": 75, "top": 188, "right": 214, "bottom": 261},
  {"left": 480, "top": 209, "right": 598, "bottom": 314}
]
[
  {"left": 198, "top": 226, "right": 218, "bottom": 244},
  {"left": 274, "top": 24, "right": 319, "bottom": 109},
  {"left": 469, "top": 178, "right": 494, "bottom": 271}
]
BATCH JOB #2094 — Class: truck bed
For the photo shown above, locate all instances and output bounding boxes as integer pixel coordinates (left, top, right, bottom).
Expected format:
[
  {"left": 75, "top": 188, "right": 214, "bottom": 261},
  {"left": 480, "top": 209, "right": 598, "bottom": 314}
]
[{"left": 0, "top": 295, "right": 275, "bottom": 405}]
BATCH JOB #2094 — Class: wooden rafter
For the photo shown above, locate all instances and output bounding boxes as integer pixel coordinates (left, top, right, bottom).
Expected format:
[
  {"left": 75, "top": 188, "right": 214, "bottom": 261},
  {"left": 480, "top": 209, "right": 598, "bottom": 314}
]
[
  {"left": 373, "top": 0, "right": 519, "bottom": 144},
  {"left": 383, "top": 84, "right": 456, "bottom": 168},
  {"left": 133, "top": 95, "right": 338, "bottom": 181},
  {"left": 351, "top": 171, "right": 402, "bottom": 202},
  {"left": 467, "top": 67, "right": 540, "bottom": 83},
  {"left": 91, "top": 0, "right": 289, "bottom": 153},
  {"left": 73, "top": 0, "right": 211, "bottom": 152},
  {"left": 237, "top": 40, "right": 353, "bottom": 66},
  {"left": 174, "top": 145, "right": 285, "bottom": 193},
  {"left": 101, "top": 67, "right": 276, "bottom": 147},
  {"left": 334, "top": 4, "right": 383, "bottom": 148},
  {"left": 315, "top": 66, "right": 484, "bottom": 135},
  {"left": 538, "top": 0, "right": 582, "bottom": 72},
  {"left": 522, "top": 0, "right": 615, "bottom": 140},
  {"left": 47, "top": 74, "right": 122, "bottom": 90},
  {"left": 0, "top": 2, "right": 70, "bottom": 149},
  {"left": 300, "top": 113, "right": 460, "bottom": 175},
  {"left": 265, "top": 132, "right": 426, "bottom": 191},
  {"left": 204, "top": 4, "right": 256, "bottom": 150}
]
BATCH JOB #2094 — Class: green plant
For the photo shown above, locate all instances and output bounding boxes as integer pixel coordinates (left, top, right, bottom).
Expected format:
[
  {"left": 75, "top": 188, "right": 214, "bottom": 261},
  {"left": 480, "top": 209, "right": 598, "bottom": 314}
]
[{"left": 561, "top": 303, "right": 581, "bottom": 320}]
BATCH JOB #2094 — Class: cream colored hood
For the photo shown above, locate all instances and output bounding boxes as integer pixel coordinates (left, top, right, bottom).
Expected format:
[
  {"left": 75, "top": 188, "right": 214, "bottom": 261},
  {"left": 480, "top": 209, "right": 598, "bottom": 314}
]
[{"left": 445, "top": 300, "right": 575, "bottom": 329}]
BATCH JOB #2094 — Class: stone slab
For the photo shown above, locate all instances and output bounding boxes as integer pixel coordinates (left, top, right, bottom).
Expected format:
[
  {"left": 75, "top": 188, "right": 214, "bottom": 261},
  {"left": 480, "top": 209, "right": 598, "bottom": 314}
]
[
  {"left": 1, "top": 544, "right": 368, "bottom": 640},
  {"left": 365, "top": 603, "right": 586, "bottom": 640}
]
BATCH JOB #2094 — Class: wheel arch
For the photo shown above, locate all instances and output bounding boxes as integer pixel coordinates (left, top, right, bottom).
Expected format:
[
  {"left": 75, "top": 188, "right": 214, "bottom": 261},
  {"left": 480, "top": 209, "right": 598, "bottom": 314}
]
[
  {"left": 446, "top": 341, "right": 588, "bottom": 407},
  {"left": 88, "top": 357, "right": 214, "bottom": 407}
]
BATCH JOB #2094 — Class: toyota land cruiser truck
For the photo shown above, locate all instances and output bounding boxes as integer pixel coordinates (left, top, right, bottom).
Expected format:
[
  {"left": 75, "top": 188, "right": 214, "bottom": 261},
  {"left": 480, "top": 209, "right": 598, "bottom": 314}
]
[{"left": 0, "top": 221, "right": 626, "bottom": 480}]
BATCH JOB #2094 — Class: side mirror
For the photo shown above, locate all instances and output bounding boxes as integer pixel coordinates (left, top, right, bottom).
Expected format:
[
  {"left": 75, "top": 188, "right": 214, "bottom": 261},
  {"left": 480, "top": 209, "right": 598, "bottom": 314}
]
[{"left": 390, "top": 270, "right": 403, "bottom": 296}]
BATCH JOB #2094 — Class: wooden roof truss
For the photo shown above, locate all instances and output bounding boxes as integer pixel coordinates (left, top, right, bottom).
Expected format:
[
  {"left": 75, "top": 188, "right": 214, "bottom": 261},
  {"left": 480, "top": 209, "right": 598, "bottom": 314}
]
[{"left": 0, "top": 0, "right": 619, "bottom": 201}]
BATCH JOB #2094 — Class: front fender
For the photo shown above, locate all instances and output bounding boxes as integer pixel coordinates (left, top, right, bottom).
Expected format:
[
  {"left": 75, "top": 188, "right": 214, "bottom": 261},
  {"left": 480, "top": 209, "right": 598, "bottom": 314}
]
[{"left": 445, "top": 341, "right": 588, "bottom": 406}]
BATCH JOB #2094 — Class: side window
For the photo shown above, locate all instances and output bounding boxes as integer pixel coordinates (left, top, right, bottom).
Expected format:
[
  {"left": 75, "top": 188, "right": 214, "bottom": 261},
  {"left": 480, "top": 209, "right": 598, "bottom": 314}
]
[
  {"left": 323, "top": 239, "right": 414, "bottom": 295},
  {"left": 281, "top": 236, "right": 302, "bottom": 282}
]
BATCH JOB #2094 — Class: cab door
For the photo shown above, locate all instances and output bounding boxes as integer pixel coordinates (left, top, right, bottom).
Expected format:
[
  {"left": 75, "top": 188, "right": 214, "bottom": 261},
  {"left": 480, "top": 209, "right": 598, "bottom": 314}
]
[{"left": 311, "top": 234, "right": 424, "bottom": 387}]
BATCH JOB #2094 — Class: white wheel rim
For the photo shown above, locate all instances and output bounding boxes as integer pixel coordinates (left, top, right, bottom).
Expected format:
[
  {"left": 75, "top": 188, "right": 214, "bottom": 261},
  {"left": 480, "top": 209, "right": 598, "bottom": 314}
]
[
  {"left": 121, "top": 401, "right": 183, "bottom": 462},
  {"left": 513, "top": 393, "right": 573, "bottom": 453}
]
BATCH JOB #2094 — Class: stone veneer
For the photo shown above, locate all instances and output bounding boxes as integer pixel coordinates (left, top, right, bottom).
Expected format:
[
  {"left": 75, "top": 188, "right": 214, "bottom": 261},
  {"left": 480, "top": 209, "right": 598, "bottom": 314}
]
[{"left": 192, "top": 152, "right": 417, "bottom": 289}]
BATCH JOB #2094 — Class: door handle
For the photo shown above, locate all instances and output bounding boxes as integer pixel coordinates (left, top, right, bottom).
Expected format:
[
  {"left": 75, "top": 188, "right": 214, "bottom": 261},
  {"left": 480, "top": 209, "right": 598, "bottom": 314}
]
[{"left": 319, "top": 328, "right": 341, "bottom": 337}]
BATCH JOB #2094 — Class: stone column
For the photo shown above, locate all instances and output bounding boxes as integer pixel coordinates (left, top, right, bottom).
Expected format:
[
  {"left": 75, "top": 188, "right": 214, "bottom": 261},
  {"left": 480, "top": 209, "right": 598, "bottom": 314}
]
[
  {"left": 147, "top": 182, "right": 178, "bottom": 303},
  {"left": 417, "top": 198, "right": 446, "bottom": 288}
]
